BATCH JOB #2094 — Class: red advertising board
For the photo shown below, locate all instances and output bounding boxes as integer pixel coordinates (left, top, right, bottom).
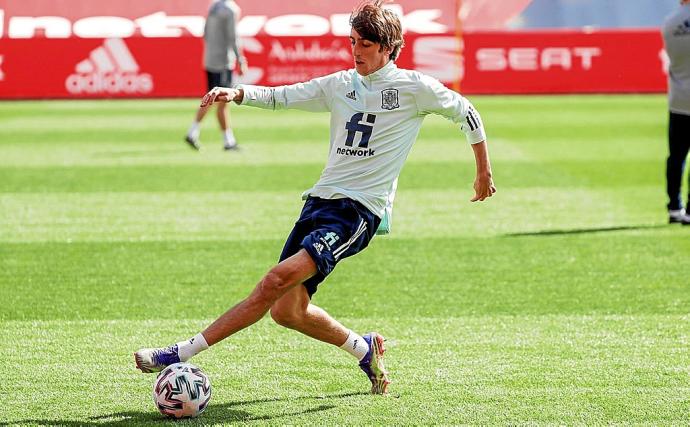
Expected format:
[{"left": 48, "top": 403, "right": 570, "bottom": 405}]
[
  {"left": 0, "top": 0, "right": 459, "bottom": 38},
  {"left": 0, "top": 37, "right": 205, "bottom": 98},
  {"left": 7, "top": 0, "right": 660, "bottom": 98},
  {"left": 0, "top": 0, "right": 534, "bottom": 36},
  {"left": 462, "top": 30, "right": 667, "bottom": 94},
  {"left": 0, "top": 30, "right": 667, "bottom": 99}
]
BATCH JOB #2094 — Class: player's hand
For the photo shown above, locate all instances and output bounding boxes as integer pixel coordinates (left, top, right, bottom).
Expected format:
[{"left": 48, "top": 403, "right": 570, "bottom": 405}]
[
  {"left": 470, "top": 173, "right": 496, "bottom": 202},
  {"left": 200, "top": 87, "right": 240, "bottom": 107}
]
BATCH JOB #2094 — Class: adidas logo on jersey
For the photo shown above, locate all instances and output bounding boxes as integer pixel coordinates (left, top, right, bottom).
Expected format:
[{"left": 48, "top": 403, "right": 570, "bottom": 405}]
[
  {"left": 346, "top": 90, "right": 356, "bottom": 100},
  {"left": 65, "top": 38, "right": 153, "bottom": 95}
]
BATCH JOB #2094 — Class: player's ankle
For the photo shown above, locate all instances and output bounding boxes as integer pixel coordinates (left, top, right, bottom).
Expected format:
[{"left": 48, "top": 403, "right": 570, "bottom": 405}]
[
  {"left": 176, "top": 333, "right": 209, "bottom": 361},
  {"left": 339, "top": 330, "right": 369, "bottom": 360}
]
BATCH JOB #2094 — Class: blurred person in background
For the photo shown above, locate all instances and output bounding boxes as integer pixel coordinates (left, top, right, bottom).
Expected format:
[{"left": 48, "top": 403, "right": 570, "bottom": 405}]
[
  {"left": 662, "top": 0, "right": 690, "bottom": 224},
  {"left": 185, "top": 0, "right": 247, "bottom": 151}
]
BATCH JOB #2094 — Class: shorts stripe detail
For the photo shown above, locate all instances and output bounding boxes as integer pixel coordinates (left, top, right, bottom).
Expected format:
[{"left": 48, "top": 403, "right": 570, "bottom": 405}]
[{"left": 333, "top": 219, "right": 367, "bottom": 260}]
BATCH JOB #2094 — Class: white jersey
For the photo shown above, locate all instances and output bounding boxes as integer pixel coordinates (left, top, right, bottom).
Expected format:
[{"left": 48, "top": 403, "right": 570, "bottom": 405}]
[{"left": 238, "top": 61, "right": 486, "bottom": 226}]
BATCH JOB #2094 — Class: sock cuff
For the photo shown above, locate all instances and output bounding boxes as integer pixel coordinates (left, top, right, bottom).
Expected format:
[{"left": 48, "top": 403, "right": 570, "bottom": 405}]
[
  {"left": 339, "top": 330, "right": 369, "bottom": 361},
  {"left": 177, "top": 333, "right": 209, "bottom": 362},
  {"left": 339, "top": 331, "right": 353, "bottom": 349},
  {"left": 194, "top": 333, "right": 209, "bottom": 350}
]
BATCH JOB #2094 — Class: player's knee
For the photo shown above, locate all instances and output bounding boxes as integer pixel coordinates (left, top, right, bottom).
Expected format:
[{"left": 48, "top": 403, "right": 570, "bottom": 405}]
[
  {"left": 257, "top": 270, "right": 289, "bottom": 300},
  {"left": 269, "top": 305, "right": 302, "bottom": 329}
]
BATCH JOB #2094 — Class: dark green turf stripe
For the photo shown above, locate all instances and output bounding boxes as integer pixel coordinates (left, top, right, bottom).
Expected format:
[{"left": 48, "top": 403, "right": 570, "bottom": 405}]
[
  {"left": 1, "top": 234, "right": 686, "bottom": 320},
  {"left": 0, "top": 127, "right": 331, "bottom": 145},
  {"left": 0, "top": 164, "right": 323, "bottom": 192}
]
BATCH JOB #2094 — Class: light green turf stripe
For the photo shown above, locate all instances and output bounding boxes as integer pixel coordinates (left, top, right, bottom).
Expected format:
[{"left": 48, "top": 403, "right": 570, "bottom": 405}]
[
  {"left": 0, "top": 104, "right": 331, "bottom": 131},
  {"left": 0, "top": 186, "right": 668, "bottom": 243},
  {"left": 0, "top": 141, "right": 331, "bottom": 167},
  {"left": 0, "top": 187, "right": 660, "bottom": 242},
  {"left": 0, "top": 139, "right": 512, "bottom": 167},
  {"left": 1, "top": 316, "right": 688, "bottom": 425},
  {"left": 0, "top": 159, "right": 664, "bottom": 193}
]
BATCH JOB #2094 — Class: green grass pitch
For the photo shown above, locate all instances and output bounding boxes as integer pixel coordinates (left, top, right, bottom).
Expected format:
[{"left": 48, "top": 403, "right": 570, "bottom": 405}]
[{"left": 0, "top": 95, "right": 688, "bottom": 425}]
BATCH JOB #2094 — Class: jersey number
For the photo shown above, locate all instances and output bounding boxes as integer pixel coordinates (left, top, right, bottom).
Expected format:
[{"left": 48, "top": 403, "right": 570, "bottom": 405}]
[{"left": 345, "top": 113, "right": 377, "bottom": 148}]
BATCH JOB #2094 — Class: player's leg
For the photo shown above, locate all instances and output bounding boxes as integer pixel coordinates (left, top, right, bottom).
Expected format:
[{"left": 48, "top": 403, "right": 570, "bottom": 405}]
[
  {"left": 202, "top": 249, "right": 317, "bottom": 346},
  {"left": 195, "top": 104, "right": 209, "bottom": 123},
  {"left": 134, "top": 250, "right": 318, "bottom": 373},
  {"left": 185, "top": 107, "right": 206, "bottom": 150},
  {"left": 216, "top": 101, "right": 228, "bottom": 132},
  {"left": 216, "top": 102, "right": 237, "bottom": 150},
  {"left": 676, "top": 113, "right": 690, "bottom": 224},
  {"left": 271, "top": 197, "right": 389, "bottom": 393},
  {"left": 270, "top": 283, "right": 391, "bottom": 394},
  {"left": 185, "top": 70, "right": 217, "bottom": 150},
  {"left": 217, "top": 69, "right": 238, "bottom": 150},
  {"left": 270, "top": 281, "right": 349, "bottom": 346},
  {"left": 667, "top": 112, "right": 690, "bottom": 222}
]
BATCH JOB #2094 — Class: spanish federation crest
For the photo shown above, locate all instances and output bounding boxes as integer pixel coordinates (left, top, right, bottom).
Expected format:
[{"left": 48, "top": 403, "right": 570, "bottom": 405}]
[{"left": 381, "top": 88, "right": 399, "bottom": 110}]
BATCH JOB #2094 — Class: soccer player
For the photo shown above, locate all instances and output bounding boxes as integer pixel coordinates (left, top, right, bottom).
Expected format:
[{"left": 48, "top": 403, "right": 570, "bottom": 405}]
[
  {"left": 185, "top": 0, "right": 247, "bottom": 151},
  {"left": 136, "top": 0, "right": 496, "bottom": 395},
  {"left": 662, "top": 0, "right": 690, "bottom": 224}
]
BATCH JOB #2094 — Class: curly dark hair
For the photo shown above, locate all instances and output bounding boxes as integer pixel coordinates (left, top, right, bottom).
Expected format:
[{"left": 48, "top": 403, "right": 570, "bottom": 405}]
[{"left": 350, "top": 0, "right": 405, "bottom": 61}]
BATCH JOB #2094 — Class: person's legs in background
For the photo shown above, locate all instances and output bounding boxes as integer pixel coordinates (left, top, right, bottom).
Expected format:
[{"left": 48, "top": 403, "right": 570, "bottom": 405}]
[
  {"left": 186, "top": 70, "right": 238, "bottom": 150},
  {"left": 666, "top": 112, "right": 690, "bottom": 223}
]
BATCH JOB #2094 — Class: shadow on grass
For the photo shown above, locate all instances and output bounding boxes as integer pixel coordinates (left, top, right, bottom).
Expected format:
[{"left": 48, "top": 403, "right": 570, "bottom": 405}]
[
  {"left": 0, "top": 391, "right": 366, "bottom": 426},
  {"left": 503, "top": 224, "right": 669, "bottom": 237}
]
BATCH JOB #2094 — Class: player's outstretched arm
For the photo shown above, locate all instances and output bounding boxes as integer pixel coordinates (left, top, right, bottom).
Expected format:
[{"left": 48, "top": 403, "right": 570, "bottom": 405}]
[
  {"left": 200, "top": 87, "right": 244, "bottom": 108},
  {"left": 470, "top": 140, "right": 496, "bottom": 202}
]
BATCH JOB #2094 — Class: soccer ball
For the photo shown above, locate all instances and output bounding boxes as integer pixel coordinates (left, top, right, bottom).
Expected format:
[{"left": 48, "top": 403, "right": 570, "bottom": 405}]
[{"left": 152, "top": 362, "right": 212, "bottom": 418}]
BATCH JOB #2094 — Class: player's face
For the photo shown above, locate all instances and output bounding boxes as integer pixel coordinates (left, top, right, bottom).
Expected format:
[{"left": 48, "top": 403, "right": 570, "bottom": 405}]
[{"left": 350, "top": 28, "right": 392, "bottom": 76}]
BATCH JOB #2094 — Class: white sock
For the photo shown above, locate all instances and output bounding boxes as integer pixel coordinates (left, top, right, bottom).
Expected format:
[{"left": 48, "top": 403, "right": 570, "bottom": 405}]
[
  {"left": 176, "top": 333, "right": 209, "bottom": 362},
  {"left": 339, "top": 331, "right": 370, "bottom": 361},
  {"left": 223, "top": 129, "right": 236, "bottom": 145},
  {"left": 187, "top": 121, "right": 200, "bottom": 139}
]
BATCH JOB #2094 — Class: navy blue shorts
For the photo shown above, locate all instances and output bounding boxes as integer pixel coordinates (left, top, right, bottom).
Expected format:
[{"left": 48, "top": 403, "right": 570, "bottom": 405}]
[
  {"left": 206, "top": 70, "right": 233, "bottom": 91},
  {"left": 279, "top": 197, "right": 381, "bottom": 297}
]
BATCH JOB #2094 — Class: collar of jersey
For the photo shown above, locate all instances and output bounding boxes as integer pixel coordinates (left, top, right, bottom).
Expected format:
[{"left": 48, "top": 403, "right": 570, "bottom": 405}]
[{"left": 358, "top": 60, "right": 397, "bottom": 84}]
